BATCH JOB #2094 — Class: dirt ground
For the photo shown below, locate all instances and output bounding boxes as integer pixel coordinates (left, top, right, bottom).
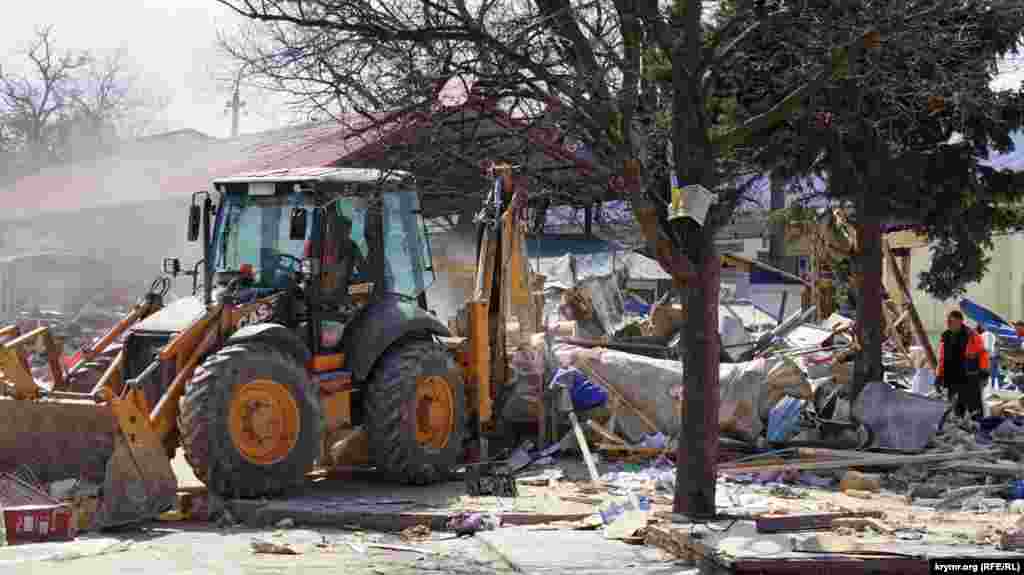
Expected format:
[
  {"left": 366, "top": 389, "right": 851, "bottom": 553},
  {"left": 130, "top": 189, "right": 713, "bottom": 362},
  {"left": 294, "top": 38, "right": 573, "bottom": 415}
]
[{"left": 0, "top": 524, "right": 515, "bottom": 575}]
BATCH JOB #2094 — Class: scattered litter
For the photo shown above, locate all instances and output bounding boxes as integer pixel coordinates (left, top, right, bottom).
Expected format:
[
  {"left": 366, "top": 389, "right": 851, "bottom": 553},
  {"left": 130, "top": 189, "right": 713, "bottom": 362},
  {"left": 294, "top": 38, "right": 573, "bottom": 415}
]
[
  {"left": 639, "top": 433, "right": 668, "bottom": 449},
  {"left": 343, "top": 540, "right": 367, "bottom": 554},
  {"left": 839, "top": 471, "right": 880, "bottom": 493},
  {"left": 767, "top": 397, "right": 804, "bottom": 443},
  {"left": 48, "top": 479, "right": 78, "bottom": 501},
  {"left": 516, "top": 469, "right": 564, "bottom": 486},
  {"left": 400, "top": 524, "right": 432, "bottom": 542},
  {"left": 275, "top": 518, "right": 296, "bottom": 528},
  {"left": 216, "top": 509, "right": 238, "bottom": 528},
  {"left": 251, "top": 539, "right": 300, "bottom": 555},
  {"left": 604, "top": 509, "right": 649, "bottom": 541},
  {"left": 447, "top": 511, "right": 501, "bottom": 536},
  {"left": 498, "top": 441, "right": 536, "bottom": 474},
  {"left": 600, "top": 496, "right": 651, "bottom": 525}
]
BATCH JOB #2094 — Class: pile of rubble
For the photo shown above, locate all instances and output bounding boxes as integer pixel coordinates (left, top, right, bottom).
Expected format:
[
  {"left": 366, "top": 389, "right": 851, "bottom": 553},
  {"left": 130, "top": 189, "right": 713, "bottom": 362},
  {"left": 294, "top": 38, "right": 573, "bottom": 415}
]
[{"left": 446, "top": 259, "right": 1024, "bottom": 563}]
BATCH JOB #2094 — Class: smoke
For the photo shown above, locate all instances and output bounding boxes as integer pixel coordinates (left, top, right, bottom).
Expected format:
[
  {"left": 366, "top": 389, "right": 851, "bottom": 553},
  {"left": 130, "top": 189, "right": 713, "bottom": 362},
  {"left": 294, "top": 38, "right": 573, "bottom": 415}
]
[{"left": 425, "top": 229, "right": 478, "bottom": 325}]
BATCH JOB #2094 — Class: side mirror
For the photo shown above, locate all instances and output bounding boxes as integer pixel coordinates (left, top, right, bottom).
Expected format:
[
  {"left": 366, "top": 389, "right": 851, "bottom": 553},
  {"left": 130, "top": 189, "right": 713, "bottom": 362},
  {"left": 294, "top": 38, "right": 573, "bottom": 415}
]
[
  {"left": 290, "top": 208, "right": 307, "bottom": 240},
  {"left": 163, "top": 257, "right": 182, "bottom": 277},
  {"left": 188, "top": 204, "right": 201, "bottom": 242}
]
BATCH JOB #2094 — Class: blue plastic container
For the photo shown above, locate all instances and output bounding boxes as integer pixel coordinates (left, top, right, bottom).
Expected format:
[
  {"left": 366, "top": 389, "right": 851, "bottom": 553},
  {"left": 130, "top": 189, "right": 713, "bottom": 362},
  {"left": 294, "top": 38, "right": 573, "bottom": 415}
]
[{"left": 1012, "top": 479, "right": 1024, "bottom": 500}]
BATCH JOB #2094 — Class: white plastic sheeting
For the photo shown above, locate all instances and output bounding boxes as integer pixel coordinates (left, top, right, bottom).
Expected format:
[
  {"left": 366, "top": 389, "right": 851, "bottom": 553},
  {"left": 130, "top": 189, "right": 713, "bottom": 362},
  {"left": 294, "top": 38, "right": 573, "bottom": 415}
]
[
  {"left": 554, "top": 344, "right": 808, "bottom": 442},
  {"left": 531, "top": 252, "right": 669, "bottom": 290}
]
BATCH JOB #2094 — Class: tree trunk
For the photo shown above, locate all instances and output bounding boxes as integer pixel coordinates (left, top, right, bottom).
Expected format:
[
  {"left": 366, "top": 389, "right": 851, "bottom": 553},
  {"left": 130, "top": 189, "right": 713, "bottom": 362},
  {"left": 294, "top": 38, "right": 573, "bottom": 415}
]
[
  {"left": 853, "top": 187, "right": 884, "bottom": 399},
  {"left": 769, "top": 172, "right": 786, "bottom": 266},
  {"left": 673, "top": 236, "right": 721, "bottom": 519}
]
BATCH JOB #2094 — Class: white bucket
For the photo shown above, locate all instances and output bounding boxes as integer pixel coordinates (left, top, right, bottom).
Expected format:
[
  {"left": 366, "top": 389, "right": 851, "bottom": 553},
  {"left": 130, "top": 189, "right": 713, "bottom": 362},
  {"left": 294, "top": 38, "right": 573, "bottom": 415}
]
[{"left": 669, "top": 183, "right": 716, "bottom": 226}]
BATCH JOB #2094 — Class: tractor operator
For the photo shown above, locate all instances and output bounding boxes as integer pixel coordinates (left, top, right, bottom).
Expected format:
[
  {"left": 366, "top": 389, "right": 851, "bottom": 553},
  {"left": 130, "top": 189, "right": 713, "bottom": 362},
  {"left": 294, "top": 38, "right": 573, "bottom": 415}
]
[{"left": 935, "top": 309, "right": 990, "bottom": 418}]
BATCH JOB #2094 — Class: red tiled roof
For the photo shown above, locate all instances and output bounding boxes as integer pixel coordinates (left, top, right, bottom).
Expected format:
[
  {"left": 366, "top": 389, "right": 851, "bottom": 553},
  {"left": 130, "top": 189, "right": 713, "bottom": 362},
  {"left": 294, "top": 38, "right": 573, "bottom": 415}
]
[{"left": 0, "top": 98, "right": 595, "bottom": 221}]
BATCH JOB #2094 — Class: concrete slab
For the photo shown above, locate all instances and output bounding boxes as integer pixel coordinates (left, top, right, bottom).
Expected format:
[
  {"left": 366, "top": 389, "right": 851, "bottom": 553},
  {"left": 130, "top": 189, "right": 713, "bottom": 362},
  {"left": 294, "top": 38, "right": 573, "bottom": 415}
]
[
  {"left": 221, "top": 472, "right": 594, "bottom": 531},
  {"left": 0, "top": 524, "right": 516, "bottom": 575},
  {"left": 476, "top": 526, "right": 688, "bottom": 575},
  {"left": 175, "top": 454, "right": 600, "bottom": 532},
  {"left": 0, "top": 536, "right": 127, "bottom": 566}
]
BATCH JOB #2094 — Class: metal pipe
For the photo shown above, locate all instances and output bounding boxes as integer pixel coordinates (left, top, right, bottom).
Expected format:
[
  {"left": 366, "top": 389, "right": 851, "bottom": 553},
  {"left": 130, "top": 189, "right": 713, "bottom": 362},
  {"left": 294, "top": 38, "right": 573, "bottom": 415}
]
[
  {"left": 723, "top": 253, "right": 813, "bottom": 289},
  {"left": 90, "top": 349, "right": 125, "bottom": 402},
  {"left": 202, "top": 196, "right": 214, "bottom": 306},
  {"left": 741, "top": 305, "right": 818, "bottom": 361},
  {"left": 3, "top": 326, "right": 48, "bottom": 349},
  {"left": 78, "top": 307, "right": 142, "bottom": 366}
]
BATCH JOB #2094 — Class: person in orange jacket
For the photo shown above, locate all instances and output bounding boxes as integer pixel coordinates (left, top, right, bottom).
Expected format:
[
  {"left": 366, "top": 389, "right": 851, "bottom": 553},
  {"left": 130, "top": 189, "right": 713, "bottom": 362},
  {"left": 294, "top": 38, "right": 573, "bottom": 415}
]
[{"left": 935, "top": 310, "right": 990, "bottom": 417}]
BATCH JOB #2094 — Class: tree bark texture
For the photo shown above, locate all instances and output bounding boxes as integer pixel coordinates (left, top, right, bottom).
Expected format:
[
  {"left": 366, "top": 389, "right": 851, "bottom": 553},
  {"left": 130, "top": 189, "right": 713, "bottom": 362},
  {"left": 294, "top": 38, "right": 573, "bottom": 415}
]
[
  {"left": 673, "top": 227, "right": 721, "bottom": 519},
  {"left": 854, "top": 188, "right": 884, "bottom": 400}
]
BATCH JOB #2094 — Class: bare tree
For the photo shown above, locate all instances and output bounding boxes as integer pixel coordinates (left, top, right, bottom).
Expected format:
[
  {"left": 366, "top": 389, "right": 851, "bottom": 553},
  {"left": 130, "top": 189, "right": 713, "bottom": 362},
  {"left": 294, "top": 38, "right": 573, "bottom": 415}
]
[
  {"left": 0, "top": 27, "right": 167, "bottom": 178},
  {"left": 57, "top": 51, "right": 167, "bottom": 161},
  {"left": 0, "top": 26, "right": 88, "bottom": 172}
]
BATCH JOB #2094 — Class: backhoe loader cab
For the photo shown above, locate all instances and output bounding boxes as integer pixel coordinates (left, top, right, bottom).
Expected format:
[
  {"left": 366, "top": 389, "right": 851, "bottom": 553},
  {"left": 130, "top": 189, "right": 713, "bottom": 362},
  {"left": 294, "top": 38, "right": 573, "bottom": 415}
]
[{"left": 200, "top": 168, "right": 436, "bottom": 309}]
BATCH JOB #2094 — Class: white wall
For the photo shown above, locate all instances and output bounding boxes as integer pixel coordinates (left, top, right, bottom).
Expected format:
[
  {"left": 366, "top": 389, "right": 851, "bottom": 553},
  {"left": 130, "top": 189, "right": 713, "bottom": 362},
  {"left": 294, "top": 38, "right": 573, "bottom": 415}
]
[{"left": 908, "top": 233, "right": 1024, "bottom": 342}]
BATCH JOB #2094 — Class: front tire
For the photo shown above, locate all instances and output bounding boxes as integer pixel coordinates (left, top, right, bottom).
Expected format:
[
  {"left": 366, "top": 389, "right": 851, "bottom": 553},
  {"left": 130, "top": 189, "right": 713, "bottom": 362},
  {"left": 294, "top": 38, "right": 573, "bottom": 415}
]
[
  {"left": 365, "top": 338, "right": 466, "bottom": 485},
  {"left": 178, "top": 343, "right": 322, "bottom": 498}
]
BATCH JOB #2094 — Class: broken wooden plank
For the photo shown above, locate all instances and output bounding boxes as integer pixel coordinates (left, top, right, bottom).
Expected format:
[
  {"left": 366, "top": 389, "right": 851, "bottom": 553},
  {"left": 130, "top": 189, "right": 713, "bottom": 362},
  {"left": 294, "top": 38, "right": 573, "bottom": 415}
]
[
  {"left": 586, "top": 420, "right": 627, "bottom": 445},
  {"left": 832, "top": 516, "right": 896, "bottom": 534},
  {"left": 718, "top": 449, "right": 998, "bottom": 474},
  {"left": 569, "top": 411, "right": 600, "bottom": 483},
  {"left": 883, "top": 240, "right": 937, "bottom": 370},
  {"left": 644, "top": 524, "right": 717, "bottom": 564},
  {"left": 756, "top": 511, "right": 885, "bottom": 534},
  {"left": 596, "top": 444, "right": 670, "bottom": 457},
  {"left": 794, "top": 448, "right": 872, "bottom": 460}
]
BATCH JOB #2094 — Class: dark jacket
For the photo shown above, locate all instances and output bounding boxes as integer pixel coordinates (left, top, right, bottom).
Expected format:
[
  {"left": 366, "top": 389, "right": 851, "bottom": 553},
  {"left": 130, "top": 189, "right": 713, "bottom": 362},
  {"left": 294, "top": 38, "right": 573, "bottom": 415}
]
[{"left": 938, "top": 327, "right": 990, "bottom": 382}]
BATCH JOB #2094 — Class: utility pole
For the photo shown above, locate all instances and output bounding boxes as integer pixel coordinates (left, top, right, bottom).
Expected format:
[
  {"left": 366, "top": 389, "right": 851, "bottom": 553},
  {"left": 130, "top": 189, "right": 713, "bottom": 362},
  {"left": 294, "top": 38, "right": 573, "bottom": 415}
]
[{"left": 225, "top": 66, "right": 248, "bottom": 138}]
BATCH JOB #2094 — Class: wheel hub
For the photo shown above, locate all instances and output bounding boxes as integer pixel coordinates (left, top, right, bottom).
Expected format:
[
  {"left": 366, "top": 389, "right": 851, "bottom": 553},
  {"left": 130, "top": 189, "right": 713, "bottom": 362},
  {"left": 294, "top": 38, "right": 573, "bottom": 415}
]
[
  {"left": 228, "top": 379, "right": 300, "bottom": 465},
  {"left": 415, "top": 376, "right": 454, "bottom": 450}
]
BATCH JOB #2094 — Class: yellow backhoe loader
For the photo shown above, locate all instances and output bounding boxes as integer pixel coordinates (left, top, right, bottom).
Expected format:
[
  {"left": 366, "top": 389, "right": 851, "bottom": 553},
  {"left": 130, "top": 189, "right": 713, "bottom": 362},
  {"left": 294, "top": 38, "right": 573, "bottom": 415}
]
[{"left": 0, "top": 166, "right": 521, "bottom": 529}]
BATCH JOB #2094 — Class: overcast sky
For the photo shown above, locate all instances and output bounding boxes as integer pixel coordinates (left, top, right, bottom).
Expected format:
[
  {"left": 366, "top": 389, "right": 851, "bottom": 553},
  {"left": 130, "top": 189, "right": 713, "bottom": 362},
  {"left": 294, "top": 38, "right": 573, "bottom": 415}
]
[
  {"left": 0, "top": 0, "right": 290, "bottom": 139},
  {"left": 2, "top": 1, "right": 1023, "bottom": 141}
]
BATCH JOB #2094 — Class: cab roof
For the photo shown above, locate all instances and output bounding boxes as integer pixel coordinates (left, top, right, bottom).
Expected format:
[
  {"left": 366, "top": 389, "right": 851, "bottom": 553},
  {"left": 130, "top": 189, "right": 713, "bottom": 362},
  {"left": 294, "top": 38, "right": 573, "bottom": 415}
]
[{"left": 212, "top": 166, "right": 412, "bottom": 186}]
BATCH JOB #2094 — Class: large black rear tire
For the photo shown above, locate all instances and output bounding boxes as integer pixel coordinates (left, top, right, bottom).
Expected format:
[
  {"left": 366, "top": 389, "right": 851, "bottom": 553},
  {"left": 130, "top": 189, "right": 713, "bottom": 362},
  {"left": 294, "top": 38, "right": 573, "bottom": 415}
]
[
  {"left": 178, "top": 342, "right": 322, "bottom": 498},
  {"left": 365, "top": 338, "right": 466, "bottom": 485}
]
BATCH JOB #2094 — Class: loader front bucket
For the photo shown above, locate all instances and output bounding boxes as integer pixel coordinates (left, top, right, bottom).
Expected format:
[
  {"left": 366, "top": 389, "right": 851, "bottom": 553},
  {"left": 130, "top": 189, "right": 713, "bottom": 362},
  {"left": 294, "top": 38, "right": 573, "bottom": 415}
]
[
  {"left": 0, "top": 397, "right": 116, "bottom": 483},
  {"left": 0, "top": 396, "right": 177, "bottom": 530},
  {"left": 92, "top": 434, "right": 177, "bottom": 530}
]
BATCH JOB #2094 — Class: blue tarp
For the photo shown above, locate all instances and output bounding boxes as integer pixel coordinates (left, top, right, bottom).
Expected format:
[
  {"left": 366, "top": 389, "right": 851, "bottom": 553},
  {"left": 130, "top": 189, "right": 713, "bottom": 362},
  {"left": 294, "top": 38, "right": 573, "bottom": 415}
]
[
  {"left": 959, "top": 298, "right": 1021, "bottom": 345},
  {"left": 750, "top": 268, "right": 805, "bottom": 286},
  {"left": 623, "top": 295, "right": 651, "bottom": 316}
]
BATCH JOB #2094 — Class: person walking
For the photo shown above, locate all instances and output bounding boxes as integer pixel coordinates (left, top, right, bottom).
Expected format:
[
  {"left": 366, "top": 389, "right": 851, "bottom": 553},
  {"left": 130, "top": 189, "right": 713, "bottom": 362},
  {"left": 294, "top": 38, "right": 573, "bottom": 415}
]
[
  {"left": 935, "top": 310, "right": 990, "bottom": 418},
  {"left": 977, "top": 324, "right": 1000, "bottom": 390}
]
